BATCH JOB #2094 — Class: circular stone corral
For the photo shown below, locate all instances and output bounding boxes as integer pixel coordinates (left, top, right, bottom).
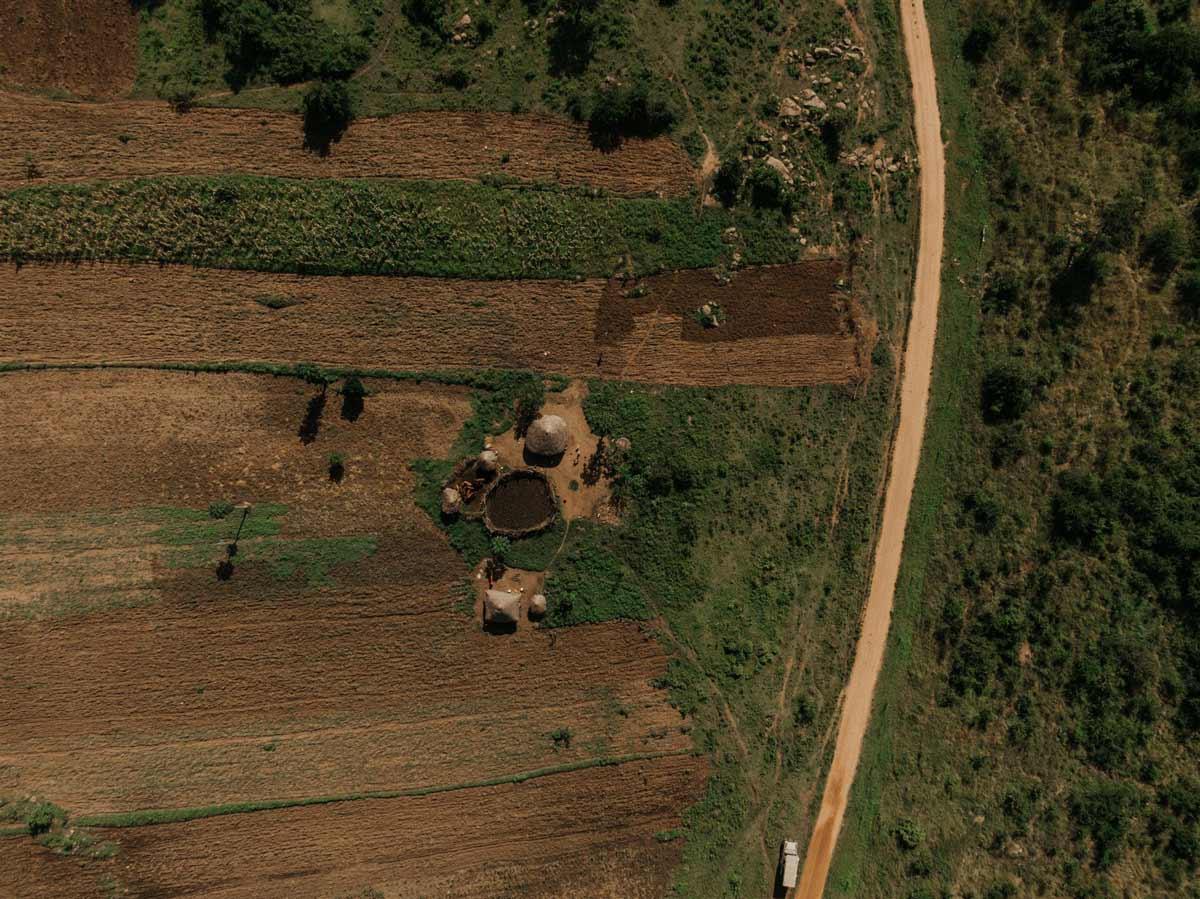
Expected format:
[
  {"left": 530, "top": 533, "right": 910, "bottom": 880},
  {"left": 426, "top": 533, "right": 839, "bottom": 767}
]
[{"left": 482, "top": 469, "right": 558, "bottom": 537}]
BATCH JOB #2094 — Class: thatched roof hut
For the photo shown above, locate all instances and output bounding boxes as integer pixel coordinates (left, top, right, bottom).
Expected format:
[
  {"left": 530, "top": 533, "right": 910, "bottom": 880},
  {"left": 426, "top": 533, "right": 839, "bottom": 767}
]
[
  {"left": 441, "top": 486, "right": 462, "bottom": 516},
  {"left": 528, "top": 593, "right": 547, "bottom": 619},
  {"left": 526, "top": 414, "right": 569, "bottom": 456},
  {"left": 484, "top": 589, "right": 520, "bottom": 625}
]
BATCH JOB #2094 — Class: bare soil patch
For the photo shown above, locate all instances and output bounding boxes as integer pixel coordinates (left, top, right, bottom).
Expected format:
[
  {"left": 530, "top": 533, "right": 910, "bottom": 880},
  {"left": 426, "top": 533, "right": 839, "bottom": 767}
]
[
  {"left": 1, "top": 261, "right": 865, "bottom": 387},
  {"left": 490, "top": 380, "right": 611, "bottom": 522},
  {"left": 0, "top": 90, "right": 695, "bottom": 195},
  {"left": 0, "top": 2, "right": 137, "bottom": 98},
  {"left": 0, "top": 755, "right": 704, "bottom": 898}
]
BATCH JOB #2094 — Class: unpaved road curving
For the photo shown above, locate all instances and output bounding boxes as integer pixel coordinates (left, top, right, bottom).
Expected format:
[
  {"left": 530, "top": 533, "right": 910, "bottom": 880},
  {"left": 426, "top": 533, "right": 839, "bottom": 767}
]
[{"left": 794, "top": 0, "right": 945, "bottom": 894}]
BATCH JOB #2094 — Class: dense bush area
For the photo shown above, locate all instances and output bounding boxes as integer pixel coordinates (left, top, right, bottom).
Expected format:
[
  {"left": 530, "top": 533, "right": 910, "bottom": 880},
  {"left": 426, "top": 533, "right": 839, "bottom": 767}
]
[{"left": 838, "top": 0, "right": 1200, "bottom": 894}]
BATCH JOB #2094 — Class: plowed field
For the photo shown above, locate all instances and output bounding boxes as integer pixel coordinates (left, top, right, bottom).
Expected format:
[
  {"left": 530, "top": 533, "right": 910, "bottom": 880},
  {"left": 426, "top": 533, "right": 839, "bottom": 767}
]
[
  {"left": 0, "top": 1, "right": 137, "bottom": 97},
  {"left": 0, "top": 756, "right": 703, "bottom": 898},
  {"left": 0, "top": 368, "right": 700, "bottom": 895},
  {"left": 1, "top": 261, "right": 864, "bottom": 387},
  {"left": 1, "top": 91, "right": 695, "bottom": 195}
]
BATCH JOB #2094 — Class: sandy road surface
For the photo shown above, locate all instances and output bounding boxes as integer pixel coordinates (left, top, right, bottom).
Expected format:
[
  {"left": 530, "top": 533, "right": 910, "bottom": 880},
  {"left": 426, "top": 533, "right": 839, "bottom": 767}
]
[{"left": 794, "top": 0, "right": 946, "bottom": 894}]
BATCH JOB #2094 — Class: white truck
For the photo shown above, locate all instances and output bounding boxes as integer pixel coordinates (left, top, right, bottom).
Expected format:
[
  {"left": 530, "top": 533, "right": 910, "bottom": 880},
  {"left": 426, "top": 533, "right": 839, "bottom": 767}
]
[{"left": 777, "top": 840, "right": 800, "bottom": 893}]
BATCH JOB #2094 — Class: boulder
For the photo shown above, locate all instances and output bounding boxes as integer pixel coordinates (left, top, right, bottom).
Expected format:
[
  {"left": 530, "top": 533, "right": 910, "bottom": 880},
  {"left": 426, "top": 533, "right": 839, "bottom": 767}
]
[
  {"left": 613, "top": 436, "right": 632, "bottom": 452},
  {"left": 441, "top": 487, "right": 462, "bottom": 516},
  {"left": 779, "top": 97, "right": 804, "bottom": 119},
  {"left": 802, "top": 94, "right": 827, "bottom": 112},
  {"left": 526, "top": 414, "right": 569, "bottom": 456},
  {"left": 765, "top": 156, "right": 792, "bottom": 182}
]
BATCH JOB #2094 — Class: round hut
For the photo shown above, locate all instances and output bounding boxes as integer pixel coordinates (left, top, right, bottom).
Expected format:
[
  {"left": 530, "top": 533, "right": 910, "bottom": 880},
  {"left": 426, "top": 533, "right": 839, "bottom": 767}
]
[{"left": 525, "top": 414, "right": 569, "bottom": 457}]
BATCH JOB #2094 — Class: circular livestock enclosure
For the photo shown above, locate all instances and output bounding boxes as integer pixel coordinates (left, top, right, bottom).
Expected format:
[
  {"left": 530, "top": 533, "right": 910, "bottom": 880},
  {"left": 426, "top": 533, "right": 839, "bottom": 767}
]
[{"left": 483, "top": 469, "right": 558, "bottom": 537}]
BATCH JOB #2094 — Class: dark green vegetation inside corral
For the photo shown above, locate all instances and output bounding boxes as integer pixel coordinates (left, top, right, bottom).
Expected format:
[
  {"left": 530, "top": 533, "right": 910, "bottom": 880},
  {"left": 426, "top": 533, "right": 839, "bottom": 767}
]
[
  {"left": 832, "top": 0, "right": 1200, "bottom": 896},
  {"left": 0, "top": 176, "right": 803, "bottom": 278}
]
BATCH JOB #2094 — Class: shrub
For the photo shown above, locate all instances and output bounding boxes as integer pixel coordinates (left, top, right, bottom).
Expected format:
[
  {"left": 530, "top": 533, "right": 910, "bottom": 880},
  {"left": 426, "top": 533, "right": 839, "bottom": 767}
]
[
  {"left": 1072, "top": 780, "right": 1143, "bottom": 868},
  {"left": 549, "top": 726, "right": 573, "bottom": 750},
  {"left": 1143, "top": 219, "right": 1189, "bottom": 274},
  {"left": 548, "top": 0, "right": 604, "bottom": 75},
  {"left": 208, "top": 500, "right": 235, "bottom": 519},
  {"left": 1052, "top": 470, "right": 1113, "bottom": 547},
  {"left": 302, "top": 80, "right": 355, "bottom": 154},
  {"left": 894, "top": 818, "right": 925, "bottom": 851},
  {"left": 328, "top": 452, "right": 345, "bottom": 481},
  {"left": 489, "top": 535, "right": 511, "bottom": 562},
  {"left": 981, "top": 362, "right": 1034, "bottom": 423}
]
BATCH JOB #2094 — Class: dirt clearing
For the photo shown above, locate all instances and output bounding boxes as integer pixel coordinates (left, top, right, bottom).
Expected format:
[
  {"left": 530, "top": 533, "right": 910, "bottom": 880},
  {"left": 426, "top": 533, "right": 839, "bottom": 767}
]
[
  {"left": 1, "top": 260, "right": 866, "bottom": 387},
  {"left": 0, "top": 1, "right": 137, "bottom": 98},
  {"left": 1, "top": 90, "right": 696, "bottom": 195}
]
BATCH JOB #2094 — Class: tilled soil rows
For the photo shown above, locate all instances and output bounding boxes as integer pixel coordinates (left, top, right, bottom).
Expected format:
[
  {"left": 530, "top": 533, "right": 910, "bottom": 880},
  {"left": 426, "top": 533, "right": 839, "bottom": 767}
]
[
  {"left": 0, "top": 756, "right": 704, "bottom": 898},
  {"left": 1, "top": 260, "right": 864, "bottom": 387},
  {"left": 0, "top": 370, "right": 689, "bottom": 818},
  {"left": 0, "top": 1, "right": 137, "bottom": 98},
  {"left": 0, "top": 91, "right": 696, "bottom": 195}
]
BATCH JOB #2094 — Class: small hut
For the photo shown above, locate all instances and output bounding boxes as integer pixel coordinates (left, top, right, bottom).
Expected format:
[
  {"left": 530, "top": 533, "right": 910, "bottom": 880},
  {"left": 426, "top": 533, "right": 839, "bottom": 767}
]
[
  {"left": 477, "top": 449, "right": 500, "bottom": 475},
  {"left": 484, "top": 589, "right": 520, "bottom": 626},
  {"left": 441, "top": 486, "right": 462, "bottom": 516},
  {"left": 528, "top": 593, "right": 547, "bottom": 619},
  {"left": 526, "top": 414, "right": 569, "bottom": 456}
]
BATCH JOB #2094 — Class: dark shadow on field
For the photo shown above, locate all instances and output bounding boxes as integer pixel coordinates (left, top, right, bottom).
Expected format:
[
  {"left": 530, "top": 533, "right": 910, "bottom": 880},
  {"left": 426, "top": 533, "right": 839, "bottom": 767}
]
[
  {"left": 299, "top": 393, "right": 326, "bottom": 444},
  {"left": 482, "top": 620, "right": 518, "bottom": 636},
  {"left": 340, "top": 392, "right": 364, "bottom": 422}
]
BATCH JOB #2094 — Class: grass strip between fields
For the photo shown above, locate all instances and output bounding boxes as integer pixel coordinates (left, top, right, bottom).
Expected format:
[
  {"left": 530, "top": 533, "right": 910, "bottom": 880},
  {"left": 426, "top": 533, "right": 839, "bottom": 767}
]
[
  {"left": 0, "top": 359, "right": 570, "bottom": 393},
  {"left": 0, "top": 176, "right": 799, "bottom": 279},
  {"left": 71, "top": 750, "right": 691, "bottom": 829}
]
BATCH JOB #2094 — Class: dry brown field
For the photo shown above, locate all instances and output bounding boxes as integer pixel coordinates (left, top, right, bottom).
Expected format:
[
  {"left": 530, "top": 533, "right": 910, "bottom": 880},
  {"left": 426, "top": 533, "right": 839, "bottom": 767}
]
[
  {"left": 1, "top": 260, "right": 864, "bottom": 387},
  {"left": 0, "top": 369, "right": 700, "bottom": 895},
  {"left": 0, "top": 1, "right": 137, "bottom": 97},
  {"left": 0, "top": 759, "right": 701, "bottom": 898},
  {"left": 1, "top": 90, "right": 696, "bottom": 195}
]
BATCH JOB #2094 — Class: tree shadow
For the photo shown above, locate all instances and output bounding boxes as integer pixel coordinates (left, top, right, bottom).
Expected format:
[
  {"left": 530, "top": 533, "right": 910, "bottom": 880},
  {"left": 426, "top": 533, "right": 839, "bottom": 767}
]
[
  {"left": 298, "top": 393, "right": 326, "bottom": 444},
  {"left": 329, "top": 460, "right": 345, "bottom": 483},
  {"left": 216, "top": 559, "right": 235, "bottom": 581},
  {"left": 340, "top": 392, "right": 363, "bottom": 422}
]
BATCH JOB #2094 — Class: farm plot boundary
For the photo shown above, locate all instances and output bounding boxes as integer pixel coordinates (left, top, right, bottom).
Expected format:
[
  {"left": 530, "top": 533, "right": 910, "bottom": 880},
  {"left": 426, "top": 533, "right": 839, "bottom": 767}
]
[
  {"left": 0, "top": 261, "right": 866, "bottom": 387},
  {"left": 1, "top": 91, "right": 695, "bottom": 196}
]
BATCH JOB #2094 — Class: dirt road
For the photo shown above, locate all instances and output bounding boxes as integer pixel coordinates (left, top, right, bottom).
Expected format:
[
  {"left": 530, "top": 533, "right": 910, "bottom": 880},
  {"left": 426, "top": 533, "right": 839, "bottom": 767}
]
[{"left": 793, "top": 0, "right": 945, "bottom": 894}]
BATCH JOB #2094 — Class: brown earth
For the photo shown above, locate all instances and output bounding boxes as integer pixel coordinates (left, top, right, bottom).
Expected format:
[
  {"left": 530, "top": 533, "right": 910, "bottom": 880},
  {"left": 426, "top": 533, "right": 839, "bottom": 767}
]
[
  {"left": 0, "top": 755, "right": 704, "bottom": 898},
  {"left": 490, "top": 380, "right": 612, "bottom": 522},
  {"left": 0, "top": 260, "right": 865, "bottom": 387},
  {"left": 0, "top": 1, "right": 137, "bottom": 98},
  {"left": 0, "top": 368, "right": 699, "bottom": 891},
  {"left": 0, "top": 90, "right": 696, "bottom": 195}
]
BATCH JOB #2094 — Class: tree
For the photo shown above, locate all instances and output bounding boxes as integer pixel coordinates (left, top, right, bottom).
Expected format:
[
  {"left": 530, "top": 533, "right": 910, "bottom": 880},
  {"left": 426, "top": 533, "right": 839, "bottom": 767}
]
[
  {"left": 981, "top": 362, "right": 1034, "bottom": 423},
  {"left": 747, "top": 163, "right": 787, "bottom": 209},
  {"left": 585, "top": 71, "right": 680, "bottom": 149},
  {"left": 548, "top": 0, "right": 604, "bottom": 75},
  {"left": 962, "top": 18, "right": 999, "bottom": 65},
  {"left": 1178, "top": 266, "right": 1200, "bottom": 317},
  {"left": 302, "top": 80, "right": 354, "bottom": 155},
  {"left": 339, "top": 375, "right": 368, "bottom": 421},
  {"left": 712, "top": 158, "right": 744, "bottom": 207}
]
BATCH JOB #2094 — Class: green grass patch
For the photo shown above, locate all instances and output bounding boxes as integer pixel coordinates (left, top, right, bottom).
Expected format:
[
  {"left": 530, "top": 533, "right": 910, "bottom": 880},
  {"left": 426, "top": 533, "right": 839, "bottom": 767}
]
[
  {"left": 541, "top": 522, "right": 649, "bottom": 627},
  {"left": 0, "top": 176, "right": 801, "bottom": 278}
]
